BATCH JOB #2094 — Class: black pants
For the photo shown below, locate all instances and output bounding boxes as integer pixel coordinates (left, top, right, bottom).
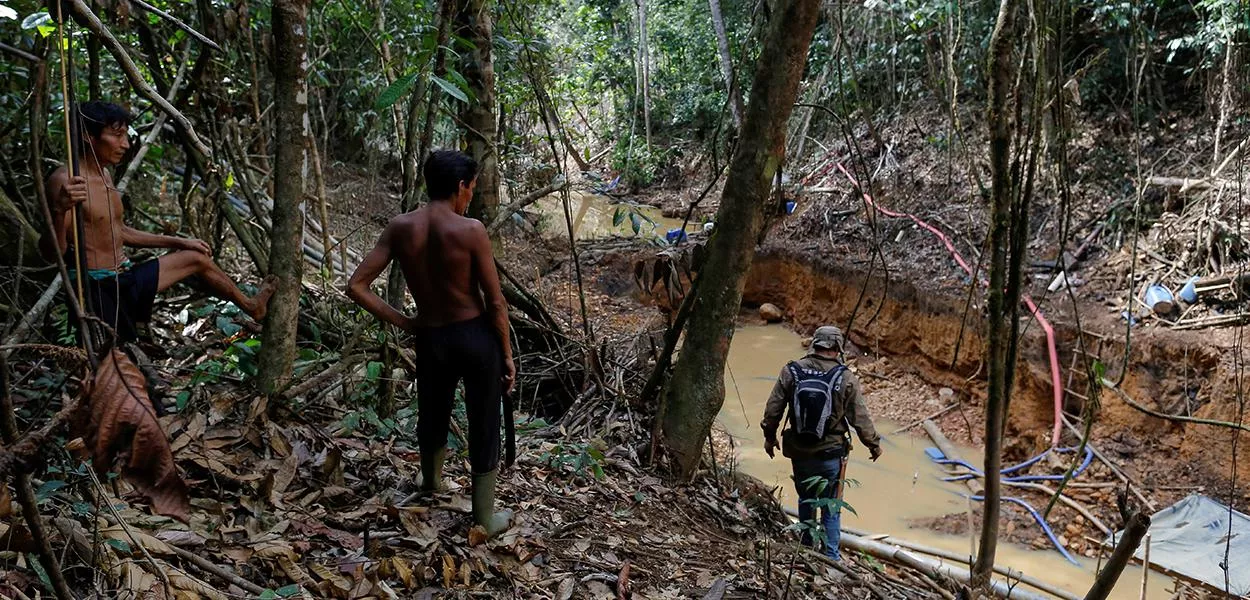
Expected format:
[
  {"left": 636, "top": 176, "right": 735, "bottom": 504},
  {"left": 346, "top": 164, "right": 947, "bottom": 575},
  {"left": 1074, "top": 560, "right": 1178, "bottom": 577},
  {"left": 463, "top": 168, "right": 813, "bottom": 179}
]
[
  {"left": 71, "top": 260, "right": 160, "bottom": 344},
  {"left": 413, "top": 316, "right": 504, "bottom": 474}
]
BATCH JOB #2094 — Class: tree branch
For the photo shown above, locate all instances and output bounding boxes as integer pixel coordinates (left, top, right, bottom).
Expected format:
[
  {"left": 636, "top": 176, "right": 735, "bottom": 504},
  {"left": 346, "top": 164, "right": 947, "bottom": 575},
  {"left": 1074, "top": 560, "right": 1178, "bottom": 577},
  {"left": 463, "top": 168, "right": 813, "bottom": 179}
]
[
  {"left": 129, "top": 0, "right": 223, "bottom": 52},
  {"left": 1102, "top": 378, "right": 1250, "bottom": 434},
  {"left": 68, "top": 0, "right": 213, "bottom": 159},
  {"left": 487, "top": 175, "right": 568, "bottom": 234},
  {"left": 0, "top": 41, "right": 40, "bottom": 63}
]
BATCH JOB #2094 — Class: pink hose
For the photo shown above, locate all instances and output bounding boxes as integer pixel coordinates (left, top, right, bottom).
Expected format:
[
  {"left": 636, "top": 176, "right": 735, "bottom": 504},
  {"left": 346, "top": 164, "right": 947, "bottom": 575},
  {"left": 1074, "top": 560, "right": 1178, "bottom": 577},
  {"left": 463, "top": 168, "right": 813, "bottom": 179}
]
[{"left": 833, "top": 164, "right": 1063, "bottom": 447}]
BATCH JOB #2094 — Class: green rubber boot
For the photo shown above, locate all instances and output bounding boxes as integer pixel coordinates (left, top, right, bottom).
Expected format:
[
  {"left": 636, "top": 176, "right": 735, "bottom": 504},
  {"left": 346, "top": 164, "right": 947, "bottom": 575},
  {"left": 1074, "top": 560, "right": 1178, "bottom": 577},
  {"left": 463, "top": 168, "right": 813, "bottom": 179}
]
[
  {"left": 417, "top": 446, "right": 448, "bottom": 493},
  {"left": 471, "top": 469, "right": 513, "bottom": 538}
]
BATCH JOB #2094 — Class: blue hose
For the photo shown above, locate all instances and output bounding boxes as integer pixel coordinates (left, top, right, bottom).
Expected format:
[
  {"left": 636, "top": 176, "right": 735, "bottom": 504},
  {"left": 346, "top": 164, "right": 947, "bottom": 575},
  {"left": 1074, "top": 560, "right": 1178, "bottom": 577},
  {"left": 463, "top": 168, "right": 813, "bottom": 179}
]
[
  {"left": 926, "top": 446, "right": 1093, "bottom": 565},
  {"left": 970, "top": 494, "right": 1082, "bottom": 565},
  {"left": 933, "top": 446, "right": 1094, "bottom": 483}
]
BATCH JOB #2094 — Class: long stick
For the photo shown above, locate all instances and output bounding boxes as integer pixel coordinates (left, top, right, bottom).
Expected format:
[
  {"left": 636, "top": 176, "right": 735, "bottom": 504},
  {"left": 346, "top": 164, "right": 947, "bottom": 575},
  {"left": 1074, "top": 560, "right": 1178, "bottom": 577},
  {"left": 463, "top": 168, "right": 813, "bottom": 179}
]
[
  {"left": 55, "top": 1, "right": 87, "bottom": 329},
  {"left": 128, "top": 0, "right": 222, "bottom": 52}
]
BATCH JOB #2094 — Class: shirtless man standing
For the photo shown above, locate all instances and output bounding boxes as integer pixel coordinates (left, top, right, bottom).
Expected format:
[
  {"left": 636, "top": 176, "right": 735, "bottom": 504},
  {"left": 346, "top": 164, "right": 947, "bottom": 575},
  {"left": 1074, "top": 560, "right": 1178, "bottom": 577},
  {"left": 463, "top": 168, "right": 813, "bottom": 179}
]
[
  {"left": 39, "top": 101, "right": 276, "bottom": 343},
  {"left": 347, "top": 149, "right": 515, "bottom": 537}
]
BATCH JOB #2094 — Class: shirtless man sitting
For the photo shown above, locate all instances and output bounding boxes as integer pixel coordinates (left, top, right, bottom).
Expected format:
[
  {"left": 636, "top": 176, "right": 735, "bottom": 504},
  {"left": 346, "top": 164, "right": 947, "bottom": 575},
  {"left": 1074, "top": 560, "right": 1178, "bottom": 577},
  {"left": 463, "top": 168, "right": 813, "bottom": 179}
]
[
  {"left": 39, "top": 101, "right": 276, "bottom": 343},
  {"left": 346, "top": 149, "right": 515, "bottom": 537}
]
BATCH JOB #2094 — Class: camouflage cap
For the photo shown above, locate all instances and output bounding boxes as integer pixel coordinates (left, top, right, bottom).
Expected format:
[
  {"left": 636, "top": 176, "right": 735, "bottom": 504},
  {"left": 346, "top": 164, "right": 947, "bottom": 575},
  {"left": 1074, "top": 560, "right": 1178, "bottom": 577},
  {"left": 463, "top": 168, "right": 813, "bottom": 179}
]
[{"left": 811, "top": 325, "right": 844, "bottom": 351}]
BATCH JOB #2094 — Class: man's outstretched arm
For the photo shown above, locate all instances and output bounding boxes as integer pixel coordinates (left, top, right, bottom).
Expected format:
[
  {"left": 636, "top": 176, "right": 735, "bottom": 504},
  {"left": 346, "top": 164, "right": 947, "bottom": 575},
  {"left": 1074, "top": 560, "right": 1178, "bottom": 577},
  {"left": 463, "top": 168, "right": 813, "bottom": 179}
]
[
  {"left": 121, "top": 225, "right": 210, "bottom": 254},
  {"left": 469, "top": 221, "right": 515, "bottom": 393},
  {"left": 346, "top": 222, "right": 412, "bottom": 331}
]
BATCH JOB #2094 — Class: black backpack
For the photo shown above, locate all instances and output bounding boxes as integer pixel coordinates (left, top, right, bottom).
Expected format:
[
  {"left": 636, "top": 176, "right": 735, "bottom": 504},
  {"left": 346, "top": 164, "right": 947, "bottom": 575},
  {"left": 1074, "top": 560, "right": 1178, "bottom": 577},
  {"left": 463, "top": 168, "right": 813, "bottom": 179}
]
[{"left": 785, "top": 362, "right": 848, "bottom": 444}]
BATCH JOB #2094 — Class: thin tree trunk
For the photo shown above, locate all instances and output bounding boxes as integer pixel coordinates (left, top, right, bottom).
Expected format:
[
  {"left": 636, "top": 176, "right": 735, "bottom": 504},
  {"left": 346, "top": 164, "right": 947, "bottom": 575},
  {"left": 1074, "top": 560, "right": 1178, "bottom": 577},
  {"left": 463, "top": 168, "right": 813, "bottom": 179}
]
[
  {"left": 457, "top": 0, "right": 499, "bottom": 226},
  {"left": 638, "top": 0, "right": 651, "bottom": 148},
  {"left": 660, "top": 0, "right": 823, "bottom": 477},
  {"left": 258, "top": 0, "right": 309, "bottom": 393},
  {"left": 1083, "top": 510, "right": 1150, "bottom": 600},
  {"left": 972, "top": 0, "right": 1019, "bottom": 589},
  {"left": 708, "top": 0, "right": 744, "bottom": 129}
]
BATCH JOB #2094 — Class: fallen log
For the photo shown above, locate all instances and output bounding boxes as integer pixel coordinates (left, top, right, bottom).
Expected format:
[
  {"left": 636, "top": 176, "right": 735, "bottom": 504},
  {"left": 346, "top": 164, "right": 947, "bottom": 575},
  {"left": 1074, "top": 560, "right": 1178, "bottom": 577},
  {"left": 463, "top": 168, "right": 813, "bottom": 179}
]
[
  {"left": 921, "top": 419, "right": 983, "bottom": 494},
  {"left": 838, "top": 531, "right": 1076, "bottom": 600},
  {"left": 1146, "top": 176, "right": 1235, "bottom": 193}
]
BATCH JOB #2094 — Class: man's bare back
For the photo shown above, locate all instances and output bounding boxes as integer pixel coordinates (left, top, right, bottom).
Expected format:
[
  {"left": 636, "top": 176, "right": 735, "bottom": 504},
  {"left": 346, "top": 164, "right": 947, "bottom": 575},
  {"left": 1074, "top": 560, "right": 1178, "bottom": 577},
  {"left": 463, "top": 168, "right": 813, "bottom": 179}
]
[{"left": 390, "top": 204, "right": 491, "bottom": 327}]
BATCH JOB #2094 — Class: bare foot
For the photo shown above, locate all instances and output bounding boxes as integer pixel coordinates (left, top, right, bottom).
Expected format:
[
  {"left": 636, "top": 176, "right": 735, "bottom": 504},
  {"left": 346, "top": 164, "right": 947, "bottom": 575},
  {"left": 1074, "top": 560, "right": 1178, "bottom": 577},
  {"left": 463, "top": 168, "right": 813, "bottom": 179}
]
[{"left": 249, "top": 275, "right": 279, "bottom": 322}]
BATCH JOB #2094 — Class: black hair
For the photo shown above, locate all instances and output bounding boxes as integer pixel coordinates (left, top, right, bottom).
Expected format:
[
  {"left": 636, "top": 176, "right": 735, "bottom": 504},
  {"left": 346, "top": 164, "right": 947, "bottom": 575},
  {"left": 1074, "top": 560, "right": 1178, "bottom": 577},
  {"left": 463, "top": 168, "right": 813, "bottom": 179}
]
[
  {"left": 78, "top": 101, "right": 132, "bottom": 138},
  {"left": 423, "top": 149, "right": 478, "bottom": 201}
]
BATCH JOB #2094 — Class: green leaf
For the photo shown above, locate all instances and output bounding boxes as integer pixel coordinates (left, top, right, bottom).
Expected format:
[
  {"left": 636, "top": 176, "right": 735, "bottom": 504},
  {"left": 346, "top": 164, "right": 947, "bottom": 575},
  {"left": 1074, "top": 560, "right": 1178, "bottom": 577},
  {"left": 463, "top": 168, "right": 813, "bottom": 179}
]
[
  {"left": 35, "top": 480, "right": 67, "bottom": 499},
  {"left": 176, "top": 390, "right": 191, "bottom": 411},
  {"left": 612, "top": 206, "right": 625, "bottom": 227},
  {"left": 106, "top": 538, "right": 132, "bottom": 553},
  {"left": 276, "top": 584, "right": 302, "bottom": 597},
  {"left": 374, "top": 71, "right": 419, "bottom": 110},
  {"left": 366, "top": 361, "right": 382, "bottom": 380},
  {"left": 431, "top": 75, "right": 468, "bottom": 103},
  {"left": 629, "top": 212, "right": 641, "bottom": 235},
  {"left": 216, "top": 315, "right": 242, "bottom": 336},
  {"left": 224, "top": 171, "right": 235, "bottom": 190},
  {"left": 259, "top": 590, "right": 279, "bottom": 600}
]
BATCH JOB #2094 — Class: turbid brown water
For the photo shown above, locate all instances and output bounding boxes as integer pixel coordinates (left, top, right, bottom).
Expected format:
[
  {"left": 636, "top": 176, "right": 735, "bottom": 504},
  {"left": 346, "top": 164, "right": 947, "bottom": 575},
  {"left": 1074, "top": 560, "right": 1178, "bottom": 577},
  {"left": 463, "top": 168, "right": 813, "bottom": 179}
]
[{"left": 719, "top": 324, "right": 1172, "bottom": 600}]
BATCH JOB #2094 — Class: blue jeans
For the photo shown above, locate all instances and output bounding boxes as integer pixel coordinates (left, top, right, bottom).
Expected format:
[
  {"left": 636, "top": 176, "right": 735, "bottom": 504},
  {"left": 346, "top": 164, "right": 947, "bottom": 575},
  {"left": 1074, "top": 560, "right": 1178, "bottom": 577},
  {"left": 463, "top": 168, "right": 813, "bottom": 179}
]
[{"left": 792, "top": 456, "right": 846, "bottom": 560}]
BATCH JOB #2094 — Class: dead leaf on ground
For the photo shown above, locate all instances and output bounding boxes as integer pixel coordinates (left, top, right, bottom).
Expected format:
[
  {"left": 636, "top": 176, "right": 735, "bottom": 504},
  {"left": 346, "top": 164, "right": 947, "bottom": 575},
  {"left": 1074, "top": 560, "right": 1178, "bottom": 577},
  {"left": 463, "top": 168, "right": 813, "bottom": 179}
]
[{"left": 78, "top": 349, "right": 190, "bottom": 521}]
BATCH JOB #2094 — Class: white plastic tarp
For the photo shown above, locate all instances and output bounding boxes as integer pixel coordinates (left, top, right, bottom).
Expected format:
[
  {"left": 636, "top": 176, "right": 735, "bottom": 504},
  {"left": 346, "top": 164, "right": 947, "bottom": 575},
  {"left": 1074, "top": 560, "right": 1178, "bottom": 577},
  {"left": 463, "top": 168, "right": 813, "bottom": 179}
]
[{"left": 1109, "top": 494, "right": 1249, "bottom": 595}]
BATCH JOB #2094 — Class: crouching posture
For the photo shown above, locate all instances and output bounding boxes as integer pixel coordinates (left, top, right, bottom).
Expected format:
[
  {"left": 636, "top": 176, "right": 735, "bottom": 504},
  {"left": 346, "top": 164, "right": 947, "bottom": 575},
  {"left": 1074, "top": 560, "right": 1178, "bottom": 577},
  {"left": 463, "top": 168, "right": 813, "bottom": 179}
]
[
  {"left": 346, "top": 150, "right": 515, "bottom": 537},
  {"left": 761, "top": 325, "right": 883, "bottom": 559}
]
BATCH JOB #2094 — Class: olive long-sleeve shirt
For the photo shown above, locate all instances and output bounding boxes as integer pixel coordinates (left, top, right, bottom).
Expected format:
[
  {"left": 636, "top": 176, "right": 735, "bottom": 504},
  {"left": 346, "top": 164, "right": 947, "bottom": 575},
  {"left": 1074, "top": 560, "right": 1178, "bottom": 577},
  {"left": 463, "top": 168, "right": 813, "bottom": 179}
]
[{"left": 760, "top": 354, "right": 882, "bottom": 458}]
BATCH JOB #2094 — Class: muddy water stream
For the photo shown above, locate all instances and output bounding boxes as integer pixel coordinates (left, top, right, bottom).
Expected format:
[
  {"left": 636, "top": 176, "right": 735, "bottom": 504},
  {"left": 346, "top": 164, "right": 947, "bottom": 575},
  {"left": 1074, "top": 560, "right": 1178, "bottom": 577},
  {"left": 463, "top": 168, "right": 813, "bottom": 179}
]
[
  {"left": 531, "top": 191, "right": 699, "bottom": 240},
  {"left": 719, "top": 324, "right": 1171, "bottom": 600}
]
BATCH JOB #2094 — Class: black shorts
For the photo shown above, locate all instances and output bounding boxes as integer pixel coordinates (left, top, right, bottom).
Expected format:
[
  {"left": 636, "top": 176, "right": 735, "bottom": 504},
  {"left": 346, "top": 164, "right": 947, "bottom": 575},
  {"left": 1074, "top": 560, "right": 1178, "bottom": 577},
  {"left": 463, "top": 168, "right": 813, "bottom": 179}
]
[
  {"left": 74, "top": 260, "right": 160, "bottom": 344},
  {"left": 412, "top": 315, "right": 504, "bottom": 474}
]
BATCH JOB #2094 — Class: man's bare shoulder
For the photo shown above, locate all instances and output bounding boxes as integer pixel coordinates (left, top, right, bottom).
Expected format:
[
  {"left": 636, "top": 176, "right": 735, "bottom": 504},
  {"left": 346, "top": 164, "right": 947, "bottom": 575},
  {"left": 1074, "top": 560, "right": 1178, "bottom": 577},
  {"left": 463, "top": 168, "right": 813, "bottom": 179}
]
[{"left": 46, "top": 166, "right": 70, "bottom": 186}]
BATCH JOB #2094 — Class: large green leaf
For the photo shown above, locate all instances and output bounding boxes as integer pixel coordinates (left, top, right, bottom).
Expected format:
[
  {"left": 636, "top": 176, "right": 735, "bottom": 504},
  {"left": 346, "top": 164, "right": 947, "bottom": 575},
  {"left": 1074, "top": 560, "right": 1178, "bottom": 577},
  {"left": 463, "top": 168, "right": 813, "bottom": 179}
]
[
  {"left": 431, "top": 75, "right": 468, "bottom": 103},
  {"left": 374, "top": 71, "right": 419, "bottom": 110}
]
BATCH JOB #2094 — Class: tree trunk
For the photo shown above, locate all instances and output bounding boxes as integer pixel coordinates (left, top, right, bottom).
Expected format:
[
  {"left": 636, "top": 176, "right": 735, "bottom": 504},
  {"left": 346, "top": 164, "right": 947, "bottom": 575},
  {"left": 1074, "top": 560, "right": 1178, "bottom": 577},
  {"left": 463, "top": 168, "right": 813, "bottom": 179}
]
[
  {"left": 659, "top": 0, "right": 822, "bottom": 477},
  {"left": 258, "top": 0, "right": 309, "bottom": 393},
  {"left": 708, "top": 0, "right": 744, "bottom": 130},
  {"left": 0, "top": 191, "right": 42, "bottom": 266},
  {"left": 972, "top": 0, "right": 1019, "bottom": 589},
  {"left": 637, "top": 0, "right": 652, "bottom": 148},
  {"left": 457, "top": 0, "right": 499, "bottom": 226},
  {"left": 1083, "top": 510, "right": 1151, "bottom": 600}
]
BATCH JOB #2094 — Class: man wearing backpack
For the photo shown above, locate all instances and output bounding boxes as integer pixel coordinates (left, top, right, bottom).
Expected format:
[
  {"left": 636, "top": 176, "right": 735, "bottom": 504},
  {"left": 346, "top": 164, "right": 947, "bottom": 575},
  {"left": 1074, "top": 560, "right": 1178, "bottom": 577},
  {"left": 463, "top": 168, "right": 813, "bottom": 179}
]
[{"left": 760, "top": 325, "right": 882, "bottom": 560}]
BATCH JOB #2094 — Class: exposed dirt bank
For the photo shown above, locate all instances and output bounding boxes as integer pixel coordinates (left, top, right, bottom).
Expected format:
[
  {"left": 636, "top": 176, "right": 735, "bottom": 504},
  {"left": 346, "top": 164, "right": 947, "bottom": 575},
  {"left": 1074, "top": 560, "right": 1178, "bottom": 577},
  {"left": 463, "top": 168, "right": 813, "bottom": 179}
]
[{"left": 739, "top": 246, "right": 1250, "bottom": 505}]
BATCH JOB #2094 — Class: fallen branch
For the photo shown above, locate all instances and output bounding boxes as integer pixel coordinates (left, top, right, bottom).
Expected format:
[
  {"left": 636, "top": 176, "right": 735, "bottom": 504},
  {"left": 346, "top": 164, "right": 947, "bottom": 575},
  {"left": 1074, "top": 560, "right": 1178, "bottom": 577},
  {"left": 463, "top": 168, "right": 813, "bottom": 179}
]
[
  {"left": 890, "top": 403, "right": 958, "bottom": 434},
  {"left": 837, "top": 531, "right": 1073, "bottom": 600},
  {"left": 68, "top": 0, "right": 212, "bottom": 159},
  {"left": 282, "top": 352, "right": 370, "bottom": 399},
  {"left": 1146, "top": 176, "right": 1235, "bottom": 193},
  {"left": 488, "top": 175, "right": 569, "bottom": 234},
  {"left": 129, "top": 0, "right": 223, "bottom": 52},
  {"left": 169, "top": 544, "right": 267, "bottom": 596},
  {"left": 1102, "top": 377, "right": 1250, "bottom": 434},
  {"left": 2, "top": 275, "right": 62, "bottom": 356}
]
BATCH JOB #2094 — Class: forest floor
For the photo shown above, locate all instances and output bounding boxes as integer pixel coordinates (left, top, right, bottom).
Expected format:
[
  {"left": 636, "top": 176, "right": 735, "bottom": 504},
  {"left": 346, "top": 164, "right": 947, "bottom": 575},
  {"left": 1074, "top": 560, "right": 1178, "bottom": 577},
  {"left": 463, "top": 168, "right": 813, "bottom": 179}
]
[{"left": 5, "top": 99, "right": 1248, "bottom": 599}]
